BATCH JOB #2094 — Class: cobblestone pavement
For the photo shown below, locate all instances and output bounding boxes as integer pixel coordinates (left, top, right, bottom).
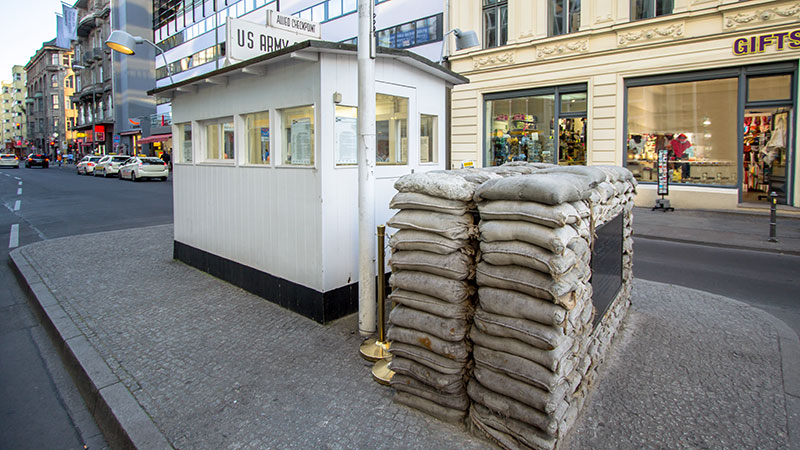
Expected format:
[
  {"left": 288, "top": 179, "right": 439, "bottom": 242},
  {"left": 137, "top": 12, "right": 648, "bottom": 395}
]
[{"left": 17, "top": 225, "right": 798, "bottom": 449}]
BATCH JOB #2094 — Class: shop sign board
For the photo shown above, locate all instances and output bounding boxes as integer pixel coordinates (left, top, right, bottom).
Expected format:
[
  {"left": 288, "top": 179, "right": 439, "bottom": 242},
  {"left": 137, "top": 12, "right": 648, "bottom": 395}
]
[
  {"left": 657, "top": 149, "right": 669, "bottom": 196},
  {"left": 268, "top": 11, "right": 320, "bottom": 38},
  {"left": 733, "top": 31, "right": 800, "bottom": 55},
  {"left": 227, "top": 17, "right": 310, "bottom": 63},
  {"left": 113, "top": 134, "right": 120, "bottom": 144}
]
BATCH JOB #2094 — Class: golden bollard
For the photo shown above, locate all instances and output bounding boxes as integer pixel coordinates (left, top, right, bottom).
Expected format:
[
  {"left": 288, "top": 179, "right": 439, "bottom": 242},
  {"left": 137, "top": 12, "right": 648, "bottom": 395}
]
[{"left": 359, "top": 225, "right": 393, "bottom": 377}]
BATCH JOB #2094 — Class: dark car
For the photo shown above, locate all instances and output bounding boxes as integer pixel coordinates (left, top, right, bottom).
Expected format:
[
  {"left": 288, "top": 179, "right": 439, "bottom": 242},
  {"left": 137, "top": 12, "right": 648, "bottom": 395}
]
[{"left": 25, "top": 154, "right": 49, "bottom": 168}]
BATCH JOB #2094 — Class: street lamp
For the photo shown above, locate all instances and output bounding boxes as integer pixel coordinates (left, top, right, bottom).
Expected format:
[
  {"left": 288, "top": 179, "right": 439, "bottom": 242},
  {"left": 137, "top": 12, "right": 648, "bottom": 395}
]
[
  {"left": 440, "top": 28, "right": 479, "bottom": 63},
  {"left": 105, "top": 30, "right": 175, "bottom": 85}
]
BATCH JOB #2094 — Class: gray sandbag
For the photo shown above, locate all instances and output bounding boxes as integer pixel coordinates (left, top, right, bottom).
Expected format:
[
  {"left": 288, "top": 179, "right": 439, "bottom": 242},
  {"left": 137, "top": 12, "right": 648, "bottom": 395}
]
[
  {"left": 391, "top": 374, "right": 470, "bottom": 410},
  {"left": 389, "top": 341, "right": 467, "bottom": 374},
  {"left": 394, "top": 391, "right": 467, "bottom": 424},
  {"left": 473, "top": 346, "right": 565, "bottom": 393},
  {"left": 476, "top": 262, "right": 579, "bottom": 307},
  {"left": 479, "top": 241, "right": 577, "bottom": 277},
  {"left": 470, "top": 403, "right": 556, "bottom": 450},
  {"left": 389, "top": 305, "right": 469, "bottom": 342},
  {"left": 477, "top": 287, "right": 567, "bottom": 327},
  {"left": 471, "top": 327, "right": 574, "bottom": 375},
  {"left": 454, "top": 168, "right": 504, "bottom": 184},
  {"left": 570, "top": 200, "right": 591, "bottom": 219},
  {"left": 473, "top": 364, "right": 569, "bottom": 416},
  {"left": 474, "top": 309, "right": 567, "bottom": 351},
  {"left": 595, "top": 164, "right": 634, "bottom": 183},
  {"left": 390, "top": 271, "right": 474, "bottom": 304},
  {"left": 571, "top": 220, "right": 591, "bottom": 241},
  {"left": 485, "top": 165, "right": 536, "bottom": 176},
  {"left": 388, "top": 289, "right": 472, "bottom": 320},
  {"left": 394, "top": 171, "right": 477, "bottom": 202},
  {"left": 387, "top": 210, "right": 475, "bottom": 240},
  {"left": 567, "top": 239, "right": 591, "bottom": 261},
  {"left": 473, "top": 173, "right": 595, "bottom": 205},
  {"left": 389, "top": 230, "right": 473, "bottom": 255},
  {"left": 479, "top": 220, "right": 580, "bottom": 255},
  {"left": 535, "top": 165, "right": 608, "bottom": 185},
  {"left": 389, "top": 356, "right": 465, "bottom": 394},
  {"left": 467, "top": 379, "right": 557, "bottom": 436},
  {"left": 387, "top": 325, "right": 471, "bottom": 361},
  {"left": 389, "top": 191, "right": 470, "bottom": 215},
  {"left": 613, "top": 181, "right": 629, "bottom": 196},
  {"left": 477, "top": 200, "right": 580, "bottom": 228},
  {"left": 389, "top": 250, "right": 474, "bottom": 281}
]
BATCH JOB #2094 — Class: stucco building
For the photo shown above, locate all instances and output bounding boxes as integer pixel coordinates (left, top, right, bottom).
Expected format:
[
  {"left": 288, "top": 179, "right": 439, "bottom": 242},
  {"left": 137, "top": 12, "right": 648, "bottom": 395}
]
[{"left": 1, "top": 66, "right": 28, "bottom": 152}]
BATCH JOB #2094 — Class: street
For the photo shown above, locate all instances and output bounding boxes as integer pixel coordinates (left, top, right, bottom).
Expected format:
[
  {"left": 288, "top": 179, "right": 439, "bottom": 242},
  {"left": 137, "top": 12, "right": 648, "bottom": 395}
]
[
  {"left": 0, "top": 164, "right": 798, "bottom": 448},
  {"left": 0, "top": 164, "right": 172, "bottom": 449}
]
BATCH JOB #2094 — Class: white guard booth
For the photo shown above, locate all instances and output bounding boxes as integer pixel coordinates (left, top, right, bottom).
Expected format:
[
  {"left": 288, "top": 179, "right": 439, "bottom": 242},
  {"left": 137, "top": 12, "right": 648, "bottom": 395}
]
[{"left": 151, "top": 40, "right": 468, "bottom": 323}]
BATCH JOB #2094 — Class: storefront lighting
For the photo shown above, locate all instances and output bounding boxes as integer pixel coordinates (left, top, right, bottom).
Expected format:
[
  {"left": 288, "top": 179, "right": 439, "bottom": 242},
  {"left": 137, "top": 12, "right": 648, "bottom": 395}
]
[{"left": 105, "top": 30, "right": 174, "bottom": 85}]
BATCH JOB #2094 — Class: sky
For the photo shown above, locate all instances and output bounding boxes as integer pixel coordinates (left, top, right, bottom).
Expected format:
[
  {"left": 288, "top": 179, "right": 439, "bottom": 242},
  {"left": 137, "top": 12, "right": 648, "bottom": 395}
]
[{"left": 0, "top": 0, "right": 68, "bottom": 80}]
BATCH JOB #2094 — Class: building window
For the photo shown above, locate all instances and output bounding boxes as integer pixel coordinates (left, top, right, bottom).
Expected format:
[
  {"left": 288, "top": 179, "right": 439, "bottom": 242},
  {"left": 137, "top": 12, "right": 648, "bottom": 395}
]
[
  {"left": 176, "top": 122, "right": 192, "bottom": 163},
  {"left": 631, "top": 0, "right": 673, "bottom": 20},
  {"left": 51, "top": 54, "right": 59, "bottom": 65},
  {"left": 483, "top": 0, "right": 508, "bottom": 49},
  {"left": 281, "top": 106, "right": 315, "bottom": 166},
  {"left": 376, "top": 94, "right": 408, "bottom": 165},
  {"left": 334, "top": 105, "right": 358, "bottom": 166},
  {"left": 484, "top": 86, "right": 587, "bottom": 166},
  {"left": 63, "top": 55, "right": 70, "bottom": 66},
  {"left": 51, "top": 75, "right": 58, "bottom": 87},
  {"left": 420, "top": 114, "right": 438, "bottom": 163},
  {"left": 626, "top": 78, "right": 737, "bottom": 186},
  {"left": 550, "top": 0, "right": 580, "bottom": 36},
  {"left": 205, "top": 118, "right": 235, "bottom": 161},
  {"left": 245, "top": 111, "right": 270, "bottom": 165},
  {"left": 52, "top": 94, "right": 59, "bottom": 110}
]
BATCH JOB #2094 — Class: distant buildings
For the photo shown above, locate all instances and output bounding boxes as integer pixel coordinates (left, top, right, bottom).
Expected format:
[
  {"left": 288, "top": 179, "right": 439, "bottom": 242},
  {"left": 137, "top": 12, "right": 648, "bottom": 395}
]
[{"left": 1, "top": 65, "right": 27, "bottom": 153}]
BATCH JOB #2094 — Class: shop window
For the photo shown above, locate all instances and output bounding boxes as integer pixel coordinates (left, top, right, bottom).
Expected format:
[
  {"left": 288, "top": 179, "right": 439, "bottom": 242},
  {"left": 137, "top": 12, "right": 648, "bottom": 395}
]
[
  {"left": 420, "top": 114, "right": 438, "bottom": 163},
  {"left": 483, "top": 0, "right": 508, "bottom": 49},
  {"left": 334, "top": 105, "right": 358, "bottom": 166},
  {"left": 550, "top": 0, "right": 581, "bottom": 36},
  {"left": 281, "top": 106, "right": 315, "bottom": 166},
  {"left": 626, "top": 77, "right": 737, "bottom": 186},
  {"left": 176, "top": 122, "right": 192, "bottom": 163},
  {"left": 560, "top": 92, "right": 586, "bottom": 114},
  {"left": 558, "top": 118, "right": 585, "bottom": 165},
  {"left": 485, "top": 94, "right": 556, "bottom": 166},
  {"left": 245, "top": 111, "right": 270, "bottom": 165},
  {"left": 205, "top": 118, "right": 234, "bottom": 161},
  {"left": 631, "top": 0, "right": 673, "bottom": 20},
  {"left": 376, "top": 94, "right": 408, "bottom": 165},
  {"left": 748, "top": 75, "right": 791, "bottom": 103}
]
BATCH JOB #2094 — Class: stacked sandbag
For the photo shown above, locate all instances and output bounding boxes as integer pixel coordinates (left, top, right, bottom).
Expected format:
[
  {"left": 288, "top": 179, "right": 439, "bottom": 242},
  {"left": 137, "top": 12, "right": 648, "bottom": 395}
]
[
  {"left": 385, "top": 171, "right": 482, "bottom": 424},
  {"left": 466, "top": 169, "right": 601, "bottom": 449}
]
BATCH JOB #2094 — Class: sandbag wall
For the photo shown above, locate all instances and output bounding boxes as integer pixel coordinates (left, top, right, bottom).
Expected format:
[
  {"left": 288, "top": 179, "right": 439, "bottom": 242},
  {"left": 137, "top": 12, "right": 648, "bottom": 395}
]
[{"left": 384, "top": 164, "right": 636, "bottom": 450}]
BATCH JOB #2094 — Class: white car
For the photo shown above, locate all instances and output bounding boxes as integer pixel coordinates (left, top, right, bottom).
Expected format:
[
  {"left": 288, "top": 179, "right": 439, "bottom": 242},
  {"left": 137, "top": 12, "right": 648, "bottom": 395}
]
[
  {"left": 77, "top": 155, "right": 102, "bottom": 175},
  {"left": 94, "top": 155, "right": 131, "bottom": 177},
  {"left": 119, "top": 157, "right": 169, "bottom": 181},
  {"left": 0, "top": 153, "right": 20, "bottom": 168}
]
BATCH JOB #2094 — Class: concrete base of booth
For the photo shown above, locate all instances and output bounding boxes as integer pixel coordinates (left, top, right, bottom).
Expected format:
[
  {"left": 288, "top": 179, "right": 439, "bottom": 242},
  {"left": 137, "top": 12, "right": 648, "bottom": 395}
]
[{"left": 173, "top": 240, "right": 359, "bottom": 324}]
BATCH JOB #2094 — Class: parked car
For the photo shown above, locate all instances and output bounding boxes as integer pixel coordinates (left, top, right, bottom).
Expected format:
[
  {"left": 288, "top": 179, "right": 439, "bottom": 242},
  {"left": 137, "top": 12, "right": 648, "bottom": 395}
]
[
  {"left": 0, "top": 153, "right": 20, "bottom": 168},
  {"left": 76, "top": 155, "right": 102, "bottom": 175},
  {"left": 93, "top": 155, "right": 131, "bottom": 177},
  {"left": 25, "top": 154, "right": 49, "bottom": 168},
  {"left": 119, "top": 157, "right": 169, "bottom": 181}
]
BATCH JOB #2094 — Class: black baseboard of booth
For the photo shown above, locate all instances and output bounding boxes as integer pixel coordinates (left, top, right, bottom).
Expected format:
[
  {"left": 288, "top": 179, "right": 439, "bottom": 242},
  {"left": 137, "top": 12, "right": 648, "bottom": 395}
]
[{"left": 173, "top": 240, "right": 362, "bottom": 324}]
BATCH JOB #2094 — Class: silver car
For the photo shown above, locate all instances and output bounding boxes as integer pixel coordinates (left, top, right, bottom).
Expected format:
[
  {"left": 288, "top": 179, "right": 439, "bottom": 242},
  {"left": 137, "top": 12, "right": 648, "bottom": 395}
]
[
  {"left": 94, "top": 155, "right": 131, "bottom": 177},
  {"left": 119, "top": 157, "right": 169, "bottom": 181},
  {"left": 0, "top": 153, "right": 20, "bottom": 168},
  {"left": 77, "top": 155, "right": 103, "bottom": 175}
]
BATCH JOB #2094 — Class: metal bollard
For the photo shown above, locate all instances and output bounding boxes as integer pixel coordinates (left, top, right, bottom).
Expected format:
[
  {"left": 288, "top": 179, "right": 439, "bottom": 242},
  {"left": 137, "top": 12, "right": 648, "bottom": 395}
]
[
  {"left": 360, "top": 225, "right": 394, "bottom": 386},
  {"left": 769, "top": 191, "right": 778, "bottom": 243}
]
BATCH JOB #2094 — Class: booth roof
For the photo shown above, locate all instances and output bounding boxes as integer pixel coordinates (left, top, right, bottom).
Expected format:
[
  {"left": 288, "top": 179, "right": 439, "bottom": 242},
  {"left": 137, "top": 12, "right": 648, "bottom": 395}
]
[{"left": 148, "top": 40, "right": 470, "bottom": 98}]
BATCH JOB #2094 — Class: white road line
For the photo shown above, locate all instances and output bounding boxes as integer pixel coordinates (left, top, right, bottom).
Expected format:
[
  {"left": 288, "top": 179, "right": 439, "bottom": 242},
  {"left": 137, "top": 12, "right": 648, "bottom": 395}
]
[
  {"left": 14, "top": 200, "right": 20, "bottom": 211},
  {"left": 17, "top": 188, "right": 22, "bottom": 195},
  {"left": 14, "top": 176, "right": 21, "bottom": 180},
  {"left": 9, "top": 224, "right": 19, "bottom": 248}
]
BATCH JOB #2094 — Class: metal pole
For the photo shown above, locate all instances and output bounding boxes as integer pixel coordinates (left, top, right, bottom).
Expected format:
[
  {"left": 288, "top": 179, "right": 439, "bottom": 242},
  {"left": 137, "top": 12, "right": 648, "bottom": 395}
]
[
  {"left": 769, "top": 191, "right": 778, "bottom": 242},
  {"left": 376, "top": 225, "right": 386, "bottom": 342},
  {"left": 357, "top": 0, "right": 377, "bottom": 337}
]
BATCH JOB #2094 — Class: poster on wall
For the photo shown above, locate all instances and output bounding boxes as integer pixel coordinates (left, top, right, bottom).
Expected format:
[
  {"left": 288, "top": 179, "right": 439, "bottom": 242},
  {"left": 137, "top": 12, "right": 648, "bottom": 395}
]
[
  {"left": 335, "top": 116, "right": 357, "bottom": 165},
  {"left": 657, "top": 149, "right": 669, "bottom": 195},
  {"left": 291, "top": 118, "right": 312, "bottom": 165}
]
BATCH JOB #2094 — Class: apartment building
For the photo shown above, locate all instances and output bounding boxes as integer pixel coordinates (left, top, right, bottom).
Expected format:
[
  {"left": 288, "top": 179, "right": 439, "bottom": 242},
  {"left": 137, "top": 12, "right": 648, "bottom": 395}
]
[
  {"left": 1, "top": 66, "right": 27, "bottom": 153},
  {"left": 448, "top": 0, "right": 799, "bottom": 210},
  {"left": 24, "top": 40, "right": 77, "bottom": 159}
]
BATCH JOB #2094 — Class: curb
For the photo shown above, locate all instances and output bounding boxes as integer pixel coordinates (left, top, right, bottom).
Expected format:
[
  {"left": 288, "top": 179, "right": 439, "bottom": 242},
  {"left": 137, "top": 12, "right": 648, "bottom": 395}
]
[
  {"left": 9, "top": 247, "right": 172, "bottom": 450},
  {"left": 634, "top": 233, "right": 800, "bottom": 257}
]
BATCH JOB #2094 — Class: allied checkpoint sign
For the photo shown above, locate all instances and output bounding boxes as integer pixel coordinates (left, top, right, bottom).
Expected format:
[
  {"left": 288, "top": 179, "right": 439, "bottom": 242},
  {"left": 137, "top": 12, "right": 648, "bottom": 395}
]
[{"left": 226, "top": 12, "right": 320, "bottom": 64}]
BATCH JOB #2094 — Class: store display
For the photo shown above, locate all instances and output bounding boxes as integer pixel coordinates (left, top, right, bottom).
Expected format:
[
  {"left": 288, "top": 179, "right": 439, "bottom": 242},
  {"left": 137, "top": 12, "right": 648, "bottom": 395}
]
[
  {"left": 626, "top": 132, "right": 736, "bottom": 185},
  {"left": 743, "top": 110, "right": 788, "bottom": 202}
]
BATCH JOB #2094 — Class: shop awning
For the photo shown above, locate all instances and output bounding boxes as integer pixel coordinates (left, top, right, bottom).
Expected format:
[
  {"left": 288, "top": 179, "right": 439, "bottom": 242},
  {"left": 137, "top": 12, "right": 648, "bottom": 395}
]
[
  {"left": 119, "top": 130, "right": 141, "bottom": 136},
  {"left": 138, "top": 133, "right": 172, "bottom": 144}
]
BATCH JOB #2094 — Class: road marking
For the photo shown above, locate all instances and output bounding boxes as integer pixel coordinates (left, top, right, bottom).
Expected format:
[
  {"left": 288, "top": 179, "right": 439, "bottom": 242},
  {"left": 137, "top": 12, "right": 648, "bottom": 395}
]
[
  {"left": 14, "top": 176, "right": 21, "bottom": 180},
  {"left": 14, "top": 200, "right": 20, "bottom": 211},
  {"left": 17, "top": 188, "right": 22, "bottom": 195},
  {"left": 9, "top": 224, "right": 19, "bottom": 248}
]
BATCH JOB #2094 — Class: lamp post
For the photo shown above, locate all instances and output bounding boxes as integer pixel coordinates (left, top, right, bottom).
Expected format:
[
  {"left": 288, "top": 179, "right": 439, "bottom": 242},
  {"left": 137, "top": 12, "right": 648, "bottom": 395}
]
[
  {"left": 440, "top": 28, "right": 479, "bottom": 63},
  {"left": 105, "top": 30, "right": 175, "bottom": 85}
]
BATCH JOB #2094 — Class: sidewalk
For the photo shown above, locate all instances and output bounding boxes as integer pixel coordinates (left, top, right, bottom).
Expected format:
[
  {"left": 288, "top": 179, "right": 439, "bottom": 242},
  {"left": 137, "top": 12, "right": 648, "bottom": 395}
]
[{"left": 10, "top": 224, "right": 800, "bottom": 449}]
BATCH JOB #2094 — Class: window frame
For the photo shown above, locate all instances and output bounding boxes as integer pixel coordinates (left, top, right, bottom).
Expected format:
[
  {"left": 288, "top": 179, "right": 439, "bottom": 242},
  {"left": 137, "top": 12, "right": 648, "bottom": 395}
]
[
  {"left": 243, "top": 110, "right": 271, "bottom": 166},
  {"left": 549, "top": 0, "right": 581, "bottom": 37},
  {"left": 482, "top": 0, "right": 508, "bottom": 49},
  {"left": 631, "top": 0, "right": 673, "bottom": 21},
  {"left": 419, "top": 113, "right": 438, "bottom": 164},
  {"left": 279, "top": 105, "right": 316, "bottom": 167},
  {"left": 201, "top": 117, "right": 235, "bottom": 164}
]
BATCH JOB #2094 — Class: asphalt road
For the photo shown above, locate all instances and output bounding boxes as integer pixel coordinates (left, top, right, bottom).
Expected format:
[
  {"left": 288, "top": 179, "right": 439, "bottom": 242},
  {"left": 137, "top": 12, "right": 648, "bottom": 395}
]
[{"left": 0, "top": 164, "right": 172, "bottom": 449}]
